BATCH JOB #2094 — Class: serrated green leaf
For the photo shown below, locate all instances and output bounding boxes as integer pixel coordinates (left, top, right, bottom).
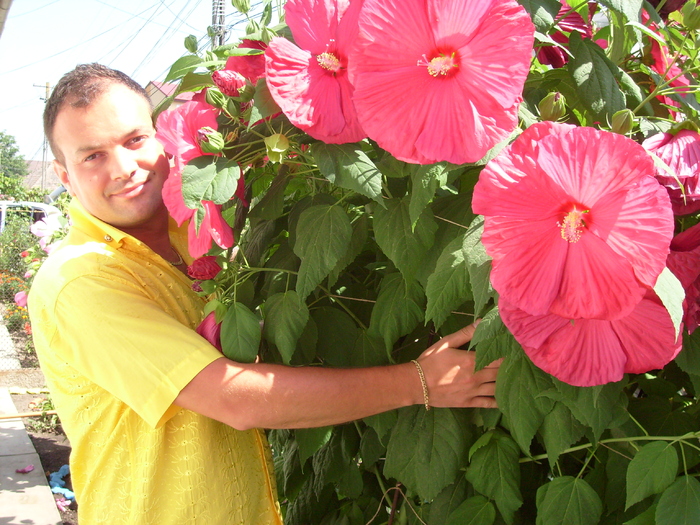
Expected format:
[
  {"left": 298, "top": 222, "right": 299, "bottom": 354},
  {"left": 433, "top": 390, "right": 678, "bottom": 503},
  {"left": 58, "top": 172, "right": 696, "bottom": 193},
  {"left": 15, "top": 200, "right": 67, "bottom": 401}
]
[
  {"left": 364, "top": 410, "right": 397, "bottom": 444},
  {"left": 466, "top": 430, "right": 523, "bottom": 525},
  {"left": 475, "top": 331, "right": 519, "bottom": 373},
  {"left": 596, "top": 0, "right": 643, "bottom": 23},
  {"left": 287, "top": 194, "right": 338, "bottom": 250},
  {"left": 164, "top": 55, "right": 203, "bottom": 82},
  {"left": 249, "top": 78, "right": 281, "bottom": 127},
  {"left": 540, "top": 402, "right": 586, "bottom": 469},
  {"left": 416, "top": 478, "right": 469, "bottom": 525},
  {"left": 464, "top": 216, "right": 494, "bottom": 317},
  {"left": 626, "top": 441, "right": 678, "bottom": 509},
  {"left": 351, "top": 329, "right": 390, "bottom": 367},
  {"left": 328, "top": 213, "right": 369, "bottom": 288},
  {"left": 655, "top": 476, "right": 700, "bottom": 525},
  {"left": 177, "top": 72, "right": 215, "bottom": 95},
  {"left": 374, "top": 197, "right": 437, "bottom": 282},
  {"left": 293, "top": 204, "right": 352, "bottom": 299},
  {"left": 409, "top": 162, "right": 451, "bottom": 228},
  {"left": 369, "top": 273, "right": 425, "bottom": 352},
  {"left": 312, "top": 306, "right": 358, "bottom": 367},
  {"left": 311, "top": 143, "right": 383, "bottom": 202},
  {"left": 536, "top": 476, "right": 602, "bottom": 525},
  {"left": 248, "top": 171, "right": 289, "bottom": 221},
  {"left": 181, "top": 156, "right": 241, "bottom": 208},
  {"left": 296, "top": 426, "right": 332, "bottom": 469},
  {"left": 263, "top": 291, "right": 309, "bottom": 364},
  {"left": 384, "top": 407, "right": 470, "bottom": 501},
  {"left": 220, "top": 302, "right": 261, "bottom": 362},
  {"left": 359, "top": 426, "right": 385, "bottom": 468},
  {"left": 676, "top": 330, "right": 700, "bottom": 376},
  {"left": 624, "top": 502, "right": 657, "bottom": 525},
  {"left": 518, "top": 0, "right": 562, "bottom": 32},
  {"left": 446, "top": 495, "right": 497, "bottom": 525},
  {"left": 425, "top": 233, "right": 471, "bottom": 329},
  {"left": 497, "top": 351, "right": 555, "bottom": 453},
  {"left": 568, "top": 32, "right": 626, "bottom": 121},
  {"left": 654, "top": 267, "right": 684, "bottom": 339}
]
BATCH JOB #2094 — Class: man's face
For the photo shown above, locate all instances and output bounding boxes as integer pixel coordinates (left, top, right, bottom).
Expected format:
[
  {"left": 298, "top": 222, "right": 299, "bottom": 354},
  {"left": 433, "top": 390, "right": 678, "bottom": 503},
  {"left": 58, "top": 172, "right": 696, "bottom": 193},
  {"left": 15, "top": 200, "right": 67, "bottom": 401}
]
[{"left": 52, "top": 83, "right": 170, "bottom": 230}]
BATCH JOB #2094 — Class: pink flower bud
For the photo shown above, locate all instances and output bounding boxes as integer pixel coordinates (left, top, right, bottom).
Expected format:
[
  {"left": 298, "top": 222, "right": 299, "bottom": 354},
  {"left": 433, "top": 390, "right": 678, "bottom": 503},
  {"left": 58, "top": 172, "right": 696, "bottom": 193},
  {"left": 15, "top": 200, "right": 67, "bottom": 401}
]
[
  {"left": 187, "top": 256, "right": 222, "bottom": 281},
  {"left": 14, "top": 291, "right": 28, "bottom": 308},
  {"left": 212, "top": 70, "right": 247, "bottom": 97},
  {"left": 196, "top": 312, "right": 223, "bottom": 352}
]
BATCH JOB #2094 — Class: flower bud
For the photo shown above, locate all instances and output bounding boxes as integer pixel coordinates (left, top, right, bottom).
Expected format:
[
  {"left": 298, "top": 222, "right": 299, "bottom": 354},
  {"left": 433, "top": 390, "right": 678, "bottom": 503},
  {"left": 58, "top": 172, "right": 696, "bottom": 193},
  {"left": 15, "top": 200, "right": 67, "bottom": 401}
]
[
  {"left": 264, "top": 133, "right": 290, "bottom": 163},
  {"left": 184, "top": 35, "right": 198, "bottom": 54},
  {"left": 231, "top": 0, "right": 250, "bottom": 14},
  {"left": 681, "top": 1, "right": 700, "bottom": 30},
  {"left": 538, "top": 92, "right": 566, "bottom": 121},
  {"left": 205, "top": 88, "right": 227, "bottom": 109},
  {"left": 246, "top": 19, "right": 260, "bottom": 36},
  {"left": 197, "top": 127, "right": 226, "bottom": 154},
  {"left": 187, "top": 256, "right": 222, "bottom": 280},
  {"left": 212, "top": 70, "right": 246, "bottom": 97},
  {"left": 611, "top": 109, "right": 635, "bottom": 135}
]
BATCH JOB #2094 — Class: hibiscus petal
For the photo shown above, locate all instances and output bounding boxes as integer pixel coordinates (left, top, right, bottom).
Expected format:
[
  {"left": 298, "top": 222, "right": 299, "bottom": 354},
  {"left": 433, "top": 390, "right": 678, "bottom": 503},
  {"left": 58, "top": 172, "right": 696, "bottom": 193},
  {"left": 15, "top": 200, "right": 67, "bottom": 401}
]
[
  {"left": 162, "top": 168, "right": 194, "bottom": 227},
  {"left": 201, "top": 201, "right": 234, "bottom": 251},
  {"left": 284, "top": 0, "right": 345, "bottom": 54}
]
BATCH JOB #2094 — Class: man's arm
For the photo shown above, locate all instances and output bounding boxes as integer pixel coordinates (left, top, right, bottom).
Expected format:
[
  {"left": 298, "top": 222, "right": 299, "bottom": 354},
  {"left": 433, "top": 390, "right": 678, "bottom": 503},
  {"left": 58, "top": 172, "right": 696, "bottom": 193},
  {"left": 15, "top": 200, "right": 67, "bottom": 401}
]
[{"left": 175, "top": 323, "right": 500, "bottom": 430}]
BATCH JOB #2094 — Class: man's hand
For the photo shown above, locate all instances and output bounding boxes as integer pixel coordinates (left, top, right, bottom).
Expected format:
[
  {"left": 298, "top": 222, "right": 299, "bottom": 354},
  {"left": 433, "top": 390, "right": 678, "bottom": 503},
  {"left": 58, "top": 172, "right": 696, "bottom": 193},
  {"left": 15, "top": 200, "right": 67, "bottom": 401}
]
[{"left": 416, "top": 322, "right": 501, "bottom": 409}]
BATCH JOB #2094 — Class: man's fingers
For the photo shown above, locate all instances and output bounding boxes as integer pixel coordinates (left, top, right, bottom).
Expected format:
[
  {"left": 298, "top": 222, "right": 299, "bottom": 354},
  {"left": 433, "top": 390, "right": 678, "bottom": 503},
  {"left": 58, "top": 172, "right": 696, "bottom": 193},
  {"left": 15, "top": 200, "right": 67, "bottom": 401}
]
[
  {"left": 484, "top": 358, "right": 503, "bottom": 369},
  {"left": 438, "top": 321, "right": 480, "bottom": 349}
]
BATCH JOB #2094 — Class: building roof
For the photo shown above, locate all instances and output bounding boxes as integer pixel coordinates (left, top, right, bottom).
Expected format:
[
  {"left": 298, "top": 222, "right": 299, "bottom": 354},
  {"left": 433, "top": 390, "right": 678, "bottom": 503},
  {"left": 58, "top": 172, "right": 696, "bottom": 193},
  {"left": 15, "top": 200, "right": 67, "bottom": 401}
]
[{"left": 23, "top": 160, "right": 62, "bottom": 191}]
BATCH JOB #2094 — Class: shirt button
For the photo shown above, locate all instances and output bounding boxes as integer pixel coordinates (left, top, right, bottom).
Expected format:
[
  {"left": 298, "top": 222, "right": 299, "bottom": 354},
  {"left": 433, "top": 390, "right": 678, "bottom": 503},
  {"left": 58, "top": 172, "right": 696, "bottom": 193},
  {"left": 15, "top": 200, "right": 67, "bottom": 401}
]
[{"left": 104, "top": 235, "right": 113, "bottom": 242}]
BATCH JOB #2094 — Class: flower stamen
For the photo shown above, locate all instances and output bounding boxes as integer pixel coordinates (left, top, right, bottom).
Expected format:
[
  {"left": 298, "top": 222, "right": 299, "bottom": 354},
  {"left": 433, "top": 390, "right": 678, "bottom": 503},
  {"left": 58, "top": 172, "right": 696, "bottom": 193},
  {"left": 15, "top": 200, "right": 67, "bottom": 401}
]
[
  {"left": 418, "top": 52, "right": 459, "bottom": 77},
  {"left": 316, "top": 52, "right": 342, "bottom": 73},
  {"left": 558, "top": 207, "right": 590, "bottom": 243}
]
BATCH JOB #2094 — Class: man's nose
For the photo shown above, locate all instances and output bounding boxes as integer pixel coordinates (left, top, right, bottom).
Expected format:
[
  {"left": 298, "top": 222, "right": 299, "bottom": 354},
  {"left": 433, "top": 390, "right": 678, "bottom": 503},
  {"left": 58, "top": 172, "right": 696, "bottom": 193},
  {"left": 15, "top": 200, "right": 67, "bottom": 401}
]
[{"left": 109, "top": 148, "right": 139, "bottom": 180}]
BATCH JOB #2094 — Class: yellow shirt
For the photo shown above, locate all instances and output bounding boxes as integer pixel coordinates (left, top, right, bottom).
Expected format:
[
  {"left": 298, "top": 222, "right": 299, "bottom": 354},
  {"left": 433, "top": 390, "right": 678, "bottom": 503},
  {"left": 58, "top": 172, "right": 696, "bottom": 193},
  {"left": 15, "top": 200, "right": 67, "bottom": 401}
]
[{"left": 28, "top": 200, "right": 282, "bottom": 525}]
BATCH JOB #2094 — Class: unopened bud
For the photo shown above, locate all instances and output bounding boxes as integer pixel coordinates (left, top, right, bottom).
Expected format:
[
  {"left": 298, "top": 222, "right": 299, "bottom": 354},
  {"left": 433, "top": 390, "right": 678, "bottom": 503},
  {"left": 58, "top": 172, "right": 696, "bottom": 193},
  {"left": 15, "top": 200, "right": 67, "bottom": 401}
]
[
  {"left": 231, "top": 0, "right": 250, "bottom": 14},
  {"left": 681, "top": 1, "right": 700, "bottom": 30},
  {"left": 198, "top": 127, "right": 226, "bottom": 154},
  {"left": 246, "top": 19, "right": 260, "bottom": 36},
  {"left": 264, "top": 133, "right": 290, "bottom": 163},
  {"left": 611, "top": 109, "right": 635, "bottom": 135},
  {"left": 184, "top": 35, "right": 198, "bottom": 54},
  {"left": 205, "top": 88, "right": 227, "bottom": 109},
  {"left": 212, "top": 70, "right": 246, "bottom": 97},
  {"left": 260, "top": 27, "right": 274, "bottom": 44},
  {"left": 539, "top": 92, "right": 566, "bottom": 121}
]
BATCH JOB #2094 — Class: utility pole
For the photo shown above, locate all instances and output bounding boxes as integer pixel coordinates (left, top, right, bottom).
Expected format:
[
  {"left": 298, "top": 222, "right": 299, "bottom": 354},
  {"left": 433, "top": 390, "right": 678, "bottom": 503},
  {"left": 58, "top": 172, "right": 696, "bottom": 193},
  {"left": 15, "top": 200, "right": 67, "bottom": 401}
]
[
  {"left": 211, "top": 0, "right": 226, "bottom": 48},
  {"left": 33, "top": 82, "right": 51, "bottom": 190}
]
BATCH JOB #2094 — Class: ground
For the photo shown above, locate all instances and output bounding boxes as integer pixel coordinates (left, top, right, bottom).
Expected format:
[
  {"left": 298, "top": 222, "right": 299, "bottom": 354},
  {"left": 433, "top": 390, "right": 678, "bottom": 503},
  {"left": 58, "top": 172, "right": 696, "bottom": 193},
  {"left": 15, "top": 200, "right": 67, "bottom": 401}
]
[{"left": 2, "top": 370, "right": 78, "bottom": 525}]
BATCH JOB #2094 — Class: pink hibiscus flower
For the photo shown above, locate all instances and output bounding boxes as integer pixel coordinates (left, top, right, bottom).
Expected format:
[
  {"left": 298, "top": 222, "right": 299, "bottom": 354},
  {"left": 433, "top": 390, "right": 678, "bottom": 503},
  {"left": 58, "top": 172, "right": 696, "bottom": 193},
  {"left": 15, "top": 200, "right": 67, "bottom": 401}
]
[
  {"left": 264, "top": 0, "right": 366, "bottom": 143},
  {"left": 156, "top": 100, "right": 236, "bottom": 258},
  {"left": 224, "top": 39, "right": 268, "bottom": 84},
  {"left": 14, "top": 291, "right": 28, "bottom": 308},
  {"left": 667, "top": 223, "right": 700, "bottom": 334},
  {"left": 500, "top": 291, "right": 682, "bottom": 387},
  {"left": 196, "top": 312, "right": 223, "bottom": 353},
  {"left": 472, "top": 122, "right": 674, "bottom": 320},
  {"left": 643, "top": 129, "right": 700, "bottom": 215},
  {"left": 537, "top": 1, "right": 593, "bottom": 69},
  {"left": 347, "top": 0, "right": 534, "bottom": 164}
]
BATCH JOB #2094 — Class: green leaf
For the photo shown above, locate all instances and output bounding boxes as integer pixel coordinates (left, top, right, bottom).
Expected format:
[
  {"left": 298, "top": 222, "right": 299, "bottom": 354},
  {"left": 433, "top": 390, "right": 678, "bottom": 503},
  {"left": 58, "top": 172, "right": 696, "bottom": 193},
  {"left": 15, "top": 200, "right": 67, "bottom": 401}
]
[
  {"left": 466, "top": 430, "right": 523, "bottom": 524},
  {"left": 363, "top": 410, "right": 397, "bottom": 444},
  {"left": 518, "top": 0, "right": 563, "bottom": 32},
  {"left": 567, "top": 32, "right": 626, "bottom": 121},
  {"left": 220, "top": 302, "right": 261, "bottom": 363},
  {"left": 164, "top": 55, "right": 203, "bottom": 82},
  {"left": 374, "top": 197, "right": 437, "bottom": 282},
  {"left": 181, "top": 156, "right": 242, "bottom": 208},
  {"left": 655, "top": 476, "right": 700, "bottom": 525},
  {"left": 626, "top": 441, "right": 679, "bottom": 509},
  {"left": 384, "top": 407, "right": 470, "bottom": 501},
  {"left": 249, "top": 78, "right": 281, "bottom": 127},
  {"left": 676, "top": 330, "right": 700, "bottom": 376},
  {"left": 369, "top": 273, "right": 426, "bottom": 352},
  {"left": 293, "top": 204, "right": 353, "bottom": 299},
  {"left": 312, "top": 307, "right": 358, "bottom": 367},
  {"left": 296, "top": 426, "right": 332, "bottom": 469},
  {"left": 351, "top": 330, "right": 389, "bottom": 367},
  {"left": 311, "top": 143, "right": 383, "bottom": 202},
  {"left": 248, "top": 171, "right": 289, "bottom": 221},
  {"left": 446, "top": 495, "right": 497, "bottom": 525},
  {"left": 475, "top": 330, "right": 520, "bottom": 373},
  {"left": 327, "top": 213, "right": 369, "bottom": 288},
  {"left": 654, "top": 267, "right": 685, "bottom": 339},
  {"left": 409, "top": 162, "right": 451, "bottom": 228},
  {"left": 624, "top": 502, "right": 657, "bottom": 525},
  {"left": 540, "top": 402, "right": 586, "bottom": 469},
  {"left": 425, "top": 233, "right": 471, "bottom": 329},
  {"left": 176, "top": 72, "right": 215, "bottom": 95},
  {"left": 417, "top": 478, "right": 469, "bottom": 525},
  {"left": 263, "top": 291, "right": 309, "bottom": 364},
  {"left": 464, "top": 216, "right": 494, "bottom": 317},
  {"left": 497, "top": 350, "right": 555, "bottom": 453},
  {"left": 359, "top": 426, "right": 385, "bottom": 468},
  {"left": 596, "top": 0, "right": 643, "bottom": 24},
  {"left": 536, "top": 476, "right": 603, "bottom": 525}
]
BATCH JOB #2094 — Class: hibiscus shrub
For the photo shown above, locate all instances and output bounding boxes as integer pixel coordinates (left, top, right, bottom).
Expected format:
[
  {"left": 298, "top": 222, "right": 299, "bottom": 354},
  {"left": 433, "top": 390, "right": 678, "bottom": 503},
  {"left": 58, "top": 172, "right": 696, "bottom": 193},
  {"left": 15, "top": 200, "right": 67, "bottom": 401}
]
[{"left": 157, "top": 0, "right": 700, "bottom": 523}]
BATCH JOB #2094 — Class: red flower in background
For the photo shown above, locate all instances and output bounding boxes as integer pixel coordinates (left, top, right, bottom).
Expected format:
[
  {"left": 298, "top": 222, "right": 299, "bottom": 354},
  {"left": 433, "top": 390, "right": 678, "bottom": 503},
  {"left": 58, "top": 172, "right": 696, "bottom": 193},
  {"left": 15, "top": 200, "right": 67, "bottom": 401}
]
[
  {"left": 473, "top": 122, "right": 674, "bottom": 321},
  {"left": 499, "top": 292, "right": 682, "bottom": 387},
  {"left": 537, "top": 1, "right": 593, "bottom": 68},
  {"left": 265, "top": 0, "right": 366, "bottom": 144},
  {"left": 348, "top": 0, "right": 534, "bottom": 164},
  {"left": 643, "top": 129, "right": 700, "bottom": 215},
  {"left": 187, "top": 256, "right": 222, "bottom": 281},
  {"left": 667, "top": 223, "right": 700, "bottom": 334},
  {"left": 156, "top": 101, "right": 236, "bottom": 258},
  {"left": 212, "top": 70, "right": 247, "bottom": 97},
  {"left": 196, "top": 312, "right": 223, "bottom": 352}
]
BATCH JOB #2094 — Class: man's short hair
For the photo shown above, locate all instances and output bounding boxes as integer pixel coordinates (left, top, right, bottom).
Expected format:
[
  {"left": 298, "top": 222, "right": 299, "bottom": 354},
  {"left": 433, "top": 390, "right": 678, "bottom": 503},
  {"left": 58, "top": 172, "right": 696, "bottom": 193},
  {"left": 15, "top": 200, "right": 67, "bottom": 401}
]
[{"left": 44, "top": 63, "right": 151, "bottom": 164}]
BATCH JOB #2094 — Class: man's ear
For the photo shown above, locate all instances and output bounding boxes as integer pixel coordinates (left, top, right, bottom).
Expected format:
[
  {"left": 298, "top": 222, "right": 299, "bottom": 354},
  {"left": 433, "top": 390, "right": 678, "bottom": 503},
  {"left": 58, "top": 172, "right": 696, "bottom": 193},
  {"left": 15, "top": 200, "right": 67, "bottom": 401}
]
[{"left": 53, "top": 160, "right": 73, "bottom": 196}]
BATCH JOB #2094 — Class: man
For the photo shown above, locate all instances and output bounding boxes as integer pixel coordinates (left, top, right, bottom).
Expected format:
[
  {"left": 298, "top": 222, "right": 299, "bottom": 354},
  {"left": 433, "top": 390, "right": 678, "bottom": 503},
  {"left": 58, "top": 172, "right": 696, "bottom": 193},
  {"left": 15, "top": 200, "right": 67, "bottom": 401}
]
[{"left": 29, "top": 64, "right": 500, "bottom": 524}]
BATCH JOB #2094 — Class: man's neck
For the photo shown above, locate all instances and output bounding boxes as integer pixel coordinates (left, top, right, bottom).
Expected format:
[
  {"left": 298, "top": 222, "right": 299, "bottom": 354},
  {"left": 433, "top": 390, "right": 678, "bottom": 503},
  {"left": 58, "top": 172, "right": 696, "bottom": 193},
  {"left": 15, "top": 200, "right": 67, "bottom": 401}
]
[{"left": 119, "top": 207, "right": 174, "bottom": 261}]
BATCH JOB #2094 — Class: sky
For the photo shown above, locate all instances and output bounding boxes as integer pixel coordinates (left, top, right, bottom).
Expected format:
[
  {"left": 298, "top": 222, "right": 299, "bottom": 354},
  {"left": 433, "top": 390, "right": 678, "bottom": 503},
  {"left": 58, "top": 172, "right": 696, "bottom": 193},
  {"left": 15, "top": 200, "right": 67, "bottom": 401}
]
[{"left": 0, "top": 0, "right": 265, "bottom": 162}]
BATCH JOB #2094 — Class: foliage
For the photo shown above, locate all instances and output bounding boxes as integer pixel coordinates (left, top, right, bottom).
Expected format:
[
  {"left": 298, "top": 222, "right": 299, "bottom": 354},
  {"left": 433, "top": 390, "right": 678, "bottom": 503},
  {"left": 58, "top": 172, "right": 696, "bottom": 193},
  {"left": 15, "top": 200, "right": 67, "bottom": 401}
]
[
  {"left": 0, "top": 216, "right": 38, "bottom": 276},
  {"left": 0, "top": 131, "right": 30, "bottom": 200},
  {"left": 157, "top": 0, "right": 700, "bottom": 523},
  {"left": 3, "top": 302, "right": 28, "bottom": 333},
  {"left": 25, "top": 395, "right": 62, "bottom": 434}
]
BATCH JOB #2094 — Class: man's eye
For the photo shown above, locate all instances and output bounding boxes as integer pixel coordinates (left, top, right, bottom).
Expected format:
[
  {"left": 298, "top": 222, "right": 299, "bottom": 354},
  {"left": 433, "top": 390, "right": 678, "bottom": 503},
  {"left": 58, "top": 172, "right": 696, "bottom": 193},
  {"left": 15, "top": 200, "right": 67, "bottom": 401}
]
[
  {"left": 84, "top": 153, "right": 98, "bottom": 162},
  {"left": 129, "top": 135, "right": 148, "bottom": 146}
]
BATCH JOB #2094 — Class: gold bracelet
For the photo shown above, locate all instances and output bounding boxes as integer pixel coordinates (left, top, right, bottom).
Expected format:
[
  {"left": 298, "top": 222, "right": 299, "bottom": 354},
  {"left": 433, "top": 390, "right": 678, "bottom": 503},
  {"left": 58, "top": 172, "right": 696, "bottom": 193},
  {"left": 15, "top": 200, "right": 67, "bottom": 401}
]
[{"left": 411, "top": 359, "right": 430, "bottom": 411}]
